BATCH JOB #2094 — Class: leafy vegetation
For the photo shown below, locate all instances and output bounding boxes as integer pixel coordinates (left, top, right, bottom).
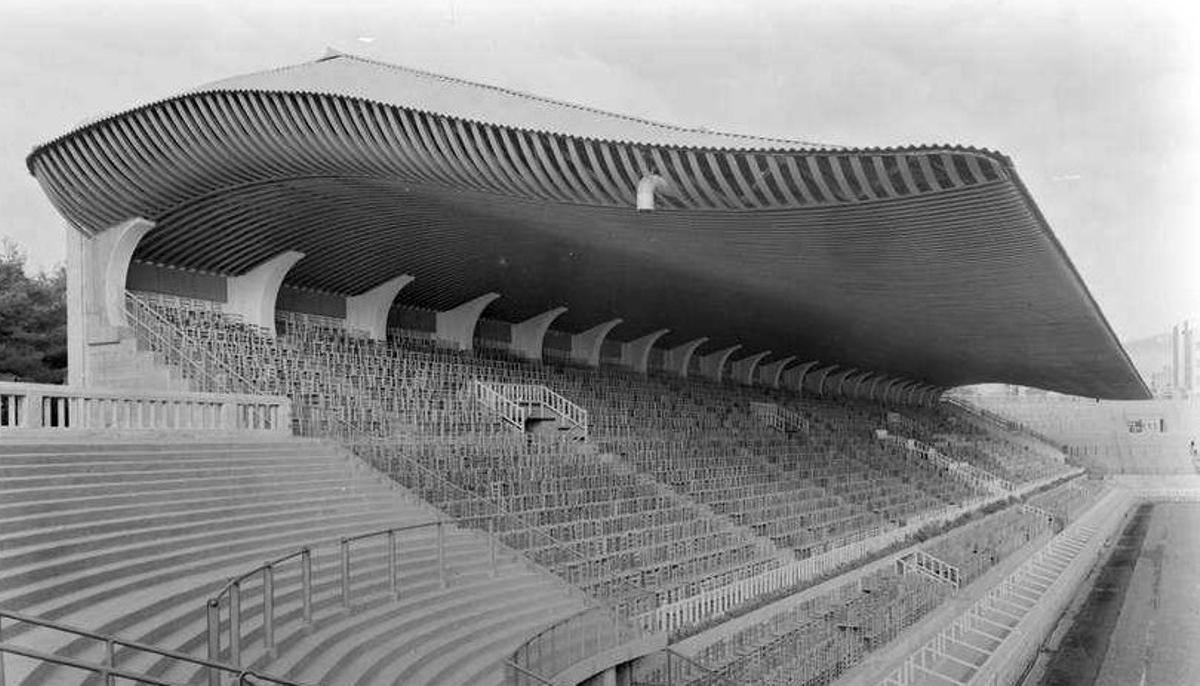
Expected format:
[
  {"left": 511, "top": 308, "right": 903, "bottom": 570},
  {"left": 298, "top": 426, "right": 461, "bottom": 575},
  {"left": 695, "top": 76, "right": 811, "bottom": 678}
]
[{"left": 0, "top": 238, "right": 67, "bottom": 383}]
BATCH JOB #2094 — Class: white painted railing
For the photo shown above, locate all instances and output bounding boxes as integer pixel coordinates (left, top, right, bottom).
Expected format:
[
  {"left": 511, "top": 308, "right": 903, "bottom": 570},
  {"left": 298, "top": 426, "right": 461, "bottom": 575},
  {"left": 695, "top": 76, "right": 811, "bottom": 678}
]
[
  {"left": 888, "top": 435, "right": 1014, "bottom": 495},
  {"left": 479, "top": 382, "right": 588, "bottom": 438},
  {"left": 898, "top": 550, "right": 961, "bottom": 590},
  {"left": 750, "top": 401, "right": 808, "bottom": 433},
  {"left": 0, "top": 382, "right": 290, "bottom": 434},
  {"left": 471, "top": 380, "right": 527, "bottom": 431}
]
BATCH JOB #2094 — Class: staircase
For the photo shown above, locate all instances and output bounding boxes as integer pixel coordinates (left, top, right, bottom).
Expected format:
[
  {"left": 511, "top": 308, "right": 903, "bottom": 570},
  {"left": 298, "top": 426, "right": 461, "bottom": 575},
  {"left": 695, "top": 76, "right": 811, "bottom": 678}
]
[
  {"left": 896, "top": 550, "right": 960, "bottom": 590},
  {"left": 750, "top": 401, "right": 809, "bottom": 434},
  {"left": 0, "top": 438, "right": 585, "bottom": 685},
  {"left": 884, "top": 435, "right": 1013, "bottom": 496},
  {"left": 473, "top": 381, "right": 588, "bottom": 440}
]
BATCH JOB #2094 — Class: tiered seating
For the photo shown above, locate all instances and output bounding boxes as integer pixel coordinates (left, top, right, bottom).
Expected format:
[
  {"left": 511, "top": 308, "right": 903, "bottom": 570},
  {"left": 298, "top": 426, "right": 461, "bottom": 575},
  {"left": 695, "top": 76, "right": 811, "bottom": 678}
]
[
  {"left": 683, "top": 566, "right": 951, "bottom": 686},
  {"left": 0, "top": 439, "right": 584, "bottom": 686},
  {"left": 891, "top": 404, "right": 1070, "bottom": 484}
]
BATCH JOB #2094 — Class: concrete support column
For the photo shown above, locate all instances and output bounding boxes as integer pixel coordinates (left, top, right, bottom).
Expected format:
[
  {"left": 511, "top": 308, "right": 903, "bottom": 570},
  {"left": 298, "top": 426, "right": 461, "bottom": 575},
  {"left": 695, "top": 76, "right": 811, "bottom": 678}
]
[
  {"left": 757, "top": 356, "right": 794, "bottom": 388},
  {"left": 620, "top": 329, "right": 668, "bottom": 374},
  {"left": 852, "top": 372, "right": 876, "bottom": 399},
  {"left": 698, "top": 344, "right": 741, "bottom": 383},
  {"left": 225, "top": 251, "right": 305, "bottom": 337},
  {"left": 881, "top": 378, "right": 903, "bottom": 404},
  {"left": 344, "top": 274, "right": 412, "bottom": 341},
  {"left": 866, "top": 375, "right": 885, "bottom": 402},
  {"left": 435, "top": 292, "right": 499, "bottom": 351},
  {"left": 570, "top": 318, "right": 622, "bottom": 367},
  {"left": 730, "top": 351, "right": 771, "bottom": 386},
  {"left": 510, "top": 307, "right": 567, "bottom": 361},
  {"left": 663, "top": 338, "right": 708, "bottom": 378},
  {"left": 65, "top": 217, "right": 155, "bottom": 386}
]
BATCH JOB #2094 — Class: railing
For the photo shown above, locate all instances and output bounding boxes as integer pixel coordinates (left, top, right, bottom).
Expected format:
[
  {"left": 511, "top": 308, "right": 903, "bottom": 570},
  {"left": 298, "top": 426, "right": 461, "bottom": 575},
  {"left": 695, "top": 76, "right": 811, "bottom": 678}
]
[
  {"left": 485, "top": 382, "right": 589, "bottom": 438},
  {"left": 628, "top": 648, "right": 738, "bottom": 686},
  {"left": 749, "top": 401, "right": 808, "bottom": 433},
  {"left": 944, "top": 396, "right": 1066, "bottom": 452},
  {"left": 473, "top": 380, "right": 528, "bottom": 431},
  {"left": 0, "top": 608, "right": 301, "bottom": 686},
  {"left": 898, "top": 550, "right": 960, "bottom": 589},
  {"left": 0, "top": 382, "right": 290, "bottom": 434},
  {"left": 205, "top": 520, "right": 453, "bottom": 683},
  {"left": 507, "top": 606, "right": 641, "bottom": 684},
  {"left": 887, "top": 434, "right": 1013, "bottom": 495},
  {"left": 125, "top": 291, "right": 266, "bottom": 395}
]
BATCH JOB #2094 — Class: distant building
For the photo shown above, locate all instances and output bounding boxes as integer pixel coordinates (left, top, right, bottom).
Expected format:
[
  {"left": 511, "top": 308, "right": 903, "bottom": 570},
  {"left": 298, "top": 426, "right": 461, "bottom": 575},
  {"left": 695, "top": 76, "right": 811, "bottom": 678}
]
[{"left": 1124, "top": 320, "right": 1197, "bottom": 398}]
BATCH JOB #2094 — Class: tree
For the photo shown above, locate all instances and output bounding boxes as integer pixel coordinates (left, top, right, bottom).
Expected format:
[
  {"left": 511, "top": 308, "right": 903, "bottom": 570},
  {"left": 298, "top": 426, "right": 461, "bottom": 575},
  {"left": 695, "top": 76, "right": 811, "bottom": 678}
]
[{"left": 0, "top": 238, "right": 67, "bottom": 383}]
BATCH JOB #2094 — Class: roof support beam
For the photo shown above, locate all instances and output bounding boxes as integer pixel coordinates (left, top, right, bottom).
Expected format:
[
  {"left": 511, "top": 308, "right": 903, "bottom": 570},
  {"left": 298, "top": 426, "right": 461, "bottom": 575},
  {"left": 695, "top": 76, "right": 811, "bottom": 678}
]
[
  {"left": 831, "top": 368, "right": 860, "bottom": 397},
  {"left": 225, "top": 250, "right": 305, "bottom": 337},
  {"left": 881, "top": 378, "right": 904, "bottom": 404},
  {"left": 435, "top": 292, "right": 499, "bottom": 351},
  {"left": 851, "top": 371, "right": 876, "bottom": 399},
  {"left": 510, "top": 306, "right": 567, "bottom": 361},
  {"left": 783, "top": 361, "right": 820, "bottom": 393},
  {"left": 621, "top": 329, "right": 668, "bottom": 374},
  {"left": 344, "top": 275, "right": 412, "bottom": 341},
  {"left": 731, "top": 351, "right": 771, "bottom": 386},
  {"left": 663, "top": 338, "right": 708, "bottom": 378},
  {"left": 808, "top": 365, "right": 839, "bottom": 396},
  {"left": 570, "top": 318, "right": 622, "bottom": 368},
  {"left": 757, "top": 356, "right": 795, "bottom": 389},
  {"left": 698, "top": 344, "right": 741, "bottom": 383},
  {"left": 866, "top": 375, "right": 885, "bottom": 402},
  {"left": 65, "top": 217, "right": 155, "bottom": 386}
]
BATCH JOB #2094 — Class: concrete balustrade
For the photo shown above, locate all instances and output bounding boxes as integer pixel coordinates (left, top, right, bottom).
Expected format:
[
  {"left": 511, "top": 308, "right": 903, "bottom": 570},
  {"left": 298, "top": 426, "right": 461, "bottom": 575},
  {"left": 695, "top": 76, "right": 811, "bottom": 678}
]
[{"left": 0, "top": 381, "right": 291, "bottom": 435}]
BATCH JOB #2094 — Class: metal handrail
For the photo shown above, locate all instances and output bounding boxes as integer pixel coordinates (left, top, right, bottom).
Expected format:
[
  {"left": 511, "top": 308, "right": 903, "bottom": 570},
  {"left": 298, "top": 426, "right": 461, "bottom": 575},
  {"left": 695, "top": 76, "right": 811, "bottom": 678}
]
[
  {"left": 0, "top": 608, "right": 302, "bottom": 686},
  {"left": 126, "top": 291, "right": 269, "bottom": 396},
  {"left": 206, "top": 548, "right": 313, "bottom": 683}
]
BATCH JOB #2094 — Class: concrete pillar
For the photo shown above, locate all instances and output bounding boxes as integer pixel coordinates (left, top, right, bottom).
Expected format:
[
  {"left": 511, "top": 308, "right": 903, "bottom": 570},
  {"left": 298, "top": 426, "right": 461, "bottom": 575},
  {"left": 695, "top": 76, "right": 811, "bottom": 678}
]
[
  {"left": 731, "top": 351, "right": 771, "bottom": 386},
  {"left": 435, "top": 292, "right": 499, "bottom": 351},
  {"left": 621, "top": 329, "right": 668, "bottom": 374},
  {"left": 510, "top": 307, "right": 567, "bottom": 361},
  {"left": 866, "top": 375, "right": 885, "bottom": 402},
  {"left": 225, "top": 251, "right": 305, "bottom": 337},
  {"left": 757, "top": 356, "right": 795, "bottom": 389},
  {"left": 698, "top": 344, "right": 741, "bottom": 383},
  {"left": 570, "top": 318, "right": 622, "bottom": 367},
  {"left": 881, "top": 378, "right": 904, "bottom": 404},
  {"left": 663, "top": 338, "right": 708, "bottom": 378},
  {"left": 344, "top": 274, "right": 412, "bottom": 341},
  {"left": 65, "top": 217, "right": 155, "bottom": 386}
]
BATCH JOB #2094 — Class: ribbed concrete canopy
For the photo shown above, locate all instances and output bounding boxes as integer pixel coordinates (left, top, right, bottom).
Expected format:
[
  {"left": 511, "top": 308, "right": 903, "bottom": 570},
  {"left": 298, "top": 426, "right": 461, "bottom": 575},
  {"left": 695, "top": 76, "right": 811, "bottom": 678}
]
[{"left": 27, "top": 52, "right": 1149, "bottom": 400}]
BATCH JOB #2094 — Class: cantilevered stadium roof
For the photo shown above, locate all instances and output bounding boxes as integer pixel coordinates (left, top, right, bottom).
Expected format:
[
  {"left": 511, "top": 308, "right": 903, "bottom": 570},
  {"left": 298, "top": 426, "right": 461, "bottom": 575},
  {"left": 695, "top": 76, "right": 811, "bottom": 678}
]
[{"left": 26, "top": 51, "right": 1150, "bottom": 399}]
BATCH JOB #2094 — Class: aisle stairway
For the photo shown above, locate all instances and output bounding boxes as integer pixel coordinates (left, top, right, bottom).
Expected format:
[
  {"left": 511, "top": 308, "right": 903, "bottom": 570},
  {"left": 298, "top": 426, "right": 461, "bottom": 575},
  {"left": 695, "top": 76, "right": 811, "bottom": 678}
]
[{"left": 0, "top": 438, "right": 587, "bottom": 685}]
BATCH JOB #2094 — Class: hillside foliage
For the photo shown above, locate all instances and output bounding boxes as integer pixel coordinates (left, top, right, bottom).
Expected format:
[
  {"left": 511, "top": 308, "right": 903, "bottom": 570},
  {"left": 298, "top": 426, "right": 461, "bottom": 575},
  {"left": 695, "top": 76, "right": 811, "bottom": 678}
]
[{"left": 0, "top": 238, "right": 67, "bottom": 383}]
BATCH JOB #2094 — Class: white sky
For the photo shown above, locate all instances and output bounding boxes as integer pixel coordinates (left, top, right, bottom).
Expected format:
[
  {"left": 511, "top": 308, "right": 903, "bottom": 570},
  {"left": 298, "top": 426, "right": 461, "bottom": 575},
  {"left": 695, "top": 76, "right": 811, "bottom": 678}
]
[{"left": 0, "top": 0, "right": 1197, "bottom": 341}]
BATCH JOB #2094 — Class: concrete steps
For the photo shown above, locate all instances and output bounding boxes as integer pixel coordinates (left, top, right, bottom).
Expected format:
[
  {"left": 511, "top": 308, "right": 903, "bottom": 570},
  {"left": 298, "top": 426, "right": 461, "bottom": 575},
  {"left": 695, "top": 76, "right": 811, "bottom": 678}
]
[{"left": 0, "top": 438, "right": 590, "bottom": 686}]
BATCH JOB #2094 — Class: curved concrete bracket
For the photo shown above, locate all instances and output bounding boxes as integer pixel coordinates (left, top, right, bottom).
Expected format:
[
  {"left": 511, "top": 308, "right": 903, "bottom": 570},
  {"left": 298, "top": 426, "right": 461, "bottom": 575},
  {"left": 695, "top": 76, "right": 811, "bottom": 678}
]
[
  {"left": 621, "top": 329, "right": 669, "bottom": 374},
  {"left": 866, "top": 375, "right": 886, "bottom": 402},
  {"left": 698, "top": 344, "right": 742, "bottom": 382},
  {"left": 65, "top": 217, "right": 155, "bottom": 386},
  {"left": 830, "top": 368, "right": 859, "bottom": 397},
  {"left": 731, "top": 351, "right": 771, "bottom": 386},
  {"left": 435, "top": 292, "right": 499, "bottom": 351},
  {"left": 896, "top": 380, "right": 920, "bottom": 405},
  {"left": 636, "top": 174, "right": 669, "bottom": 211},
  {"left": 225, "top": 250, "right": 305, "bottom": 337},
  {"left": 511, "top": 306, "right": 568, "bottom": 361},
  {"left": 757, "top": 356, "right": 795, "bottom": 388},
  {"left": 571, "top": 318, "right": 623, "bottom": 367},
  {"left": 782, "top": 360, "right": 820, "bottom": 392},
  {"left": 664, "top": 337, "right": 708, "bottom": 378},
  {"left": 852, "top": 372, "right": 876, "bottom": 399},
  {"left": 345, "top": 274, "right": 413, "bottom": 341},
  {"left": 807, "top": 365, "right": 839, "bottom": 396},
  {"left": 98, "top": 218, "right": 156, "bottom": 331}
]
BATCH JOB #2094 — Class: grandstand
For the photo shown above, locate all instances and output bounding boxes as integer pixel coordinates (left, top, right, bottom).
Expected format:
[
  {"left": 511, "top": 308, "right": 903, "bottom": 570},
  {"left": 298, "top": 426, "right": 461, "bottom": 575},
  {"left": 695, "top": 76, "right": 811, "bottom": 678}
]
[{"left": 0, "top": 50, "right": 1180, "bottom": 686}]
